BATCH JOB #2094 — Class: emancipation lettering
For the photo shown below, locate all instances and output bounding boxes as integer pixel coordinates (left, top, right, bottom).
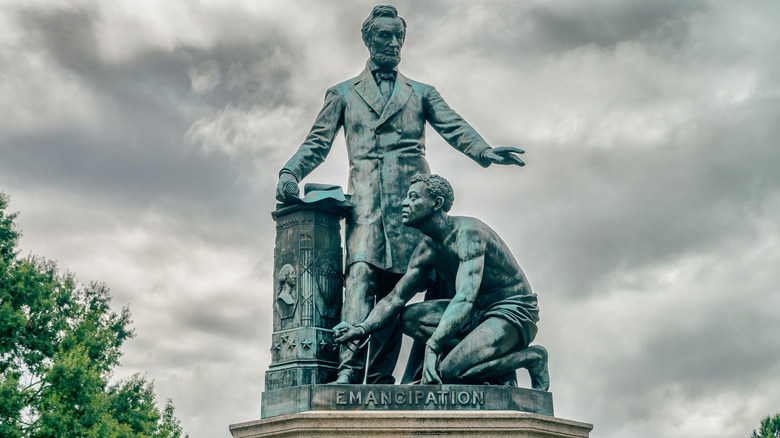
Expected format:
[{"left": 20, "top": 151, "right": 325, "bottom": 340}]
[{"left": 335, "top": 389, "right": 485, "bottom": 407}]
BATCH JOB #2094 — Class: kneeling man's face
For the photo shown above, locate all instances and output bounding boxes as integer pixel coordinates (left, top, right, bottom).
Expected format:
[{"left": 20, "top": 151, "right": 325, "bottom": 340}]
[{"left": 402, "top": 181, "right": 436, "bottom": 226}]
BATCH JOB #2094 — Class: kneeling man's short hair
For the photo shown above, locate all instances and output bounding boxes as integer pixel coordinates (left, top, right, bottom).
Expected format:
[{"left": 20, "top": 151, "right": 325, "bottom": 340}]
[{"left": 410, "top": 174, "right": 455, "bottom": 212}]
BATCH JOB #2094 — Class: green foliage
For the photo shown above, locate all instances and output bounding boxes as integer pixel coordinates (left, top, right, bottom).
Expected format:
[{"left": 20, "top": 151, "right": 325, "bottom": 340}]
[
  {"left": 0, "top": 193, "right": 188, "bottom": 438},
  {"left": 751, "top": 412, "right": 780, "bottom": 438},
  {"left": 155, "top": 399, "right": 188, "bottom": 438}
]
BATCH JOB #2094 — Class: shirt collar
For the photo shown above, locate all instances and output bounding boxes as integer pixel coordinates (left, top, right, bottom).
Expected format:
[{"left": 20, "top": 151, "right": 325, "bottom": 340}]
[{"left": 367, "top": 59, "right": 398, "bottom": 73}]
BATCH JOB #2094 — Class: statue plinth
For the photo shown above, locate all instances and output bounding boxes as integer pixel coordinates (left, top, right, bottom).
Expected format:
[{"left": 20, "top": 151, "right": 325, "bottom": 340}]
[
  {"left": 261, "top": 384, "right": 553, "bottom": 419},
  {"left": 231, "top": 411, "right": 592, "bottom": 438},
  {"left": 266, "top": 200, "right": 351, "bottom": 394}
]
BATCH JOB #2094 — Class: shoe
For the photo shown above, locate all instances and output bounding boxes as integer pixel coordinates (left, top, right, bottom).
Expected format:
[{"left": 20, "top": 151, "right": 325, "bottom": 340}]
[{"left": 329, "top": 372, "right": 355, "bottom": 384}]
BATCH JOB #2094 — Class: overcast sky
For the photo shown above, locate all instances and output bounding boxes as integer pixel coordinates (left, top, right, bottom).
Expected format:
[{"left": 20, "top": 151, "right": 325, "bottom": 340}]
[{"left": 2, "top": 1, "right": 779, "bottom": 437}]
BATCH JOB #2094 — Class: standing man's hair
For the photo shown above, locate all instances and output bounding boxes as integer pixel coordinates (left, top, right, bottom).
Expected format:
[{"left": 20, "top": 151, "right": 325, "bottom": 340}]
[
  {"left": 361, "top": 5, "right": 407, "bottom": 46},
  {"left": 410, "top": 174, "right": 455, "bottom": 212}
]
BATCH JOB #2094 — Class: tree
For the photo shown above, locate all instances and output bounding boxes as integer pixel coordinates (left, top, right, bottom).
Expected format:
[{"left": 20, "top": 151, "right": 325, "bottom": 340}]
[
  {"left": 0, "top": 193, "right": 188, "bottom": 438},
  {"left": 155, "top": 399, "right": 188, "bottom": 438},
  {"left": 751, "top": 412, "right": 780, "bottom": 438}
]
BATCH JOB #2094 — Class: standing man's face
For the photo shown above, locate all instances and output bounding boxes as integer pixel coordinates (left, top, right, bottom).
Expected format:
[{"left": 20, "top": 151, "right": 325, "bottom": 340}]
[{"left": 367, "top": 17, "right": 405, "bottom": 69}]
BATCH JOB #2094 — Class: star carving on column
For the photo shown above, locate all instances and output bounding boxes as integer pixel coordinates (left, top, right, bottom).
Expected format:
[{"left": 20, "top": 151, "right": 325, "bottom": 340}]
[
  {"left": 301, "top": 339, "right": 313, "bottom": 349},
  {"left": 319, "top": 339, "right": 328, "bottom": 350},
  {"left": 281, "top": 334, "right": 289, "bottom": 344},
  {"left": 272, "top": 343, "right": 281, "bottom": 352},
  {"left": 288, "top": 339, "right": 297, "bottom": 350}
]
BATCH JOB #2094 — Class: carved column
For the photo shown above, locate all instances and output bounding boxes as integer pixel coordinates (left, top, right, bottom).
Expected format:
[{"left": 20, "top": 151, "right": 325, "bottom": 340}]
[{"left": 266, "top": 201, "right": 350, "bottom": 391}]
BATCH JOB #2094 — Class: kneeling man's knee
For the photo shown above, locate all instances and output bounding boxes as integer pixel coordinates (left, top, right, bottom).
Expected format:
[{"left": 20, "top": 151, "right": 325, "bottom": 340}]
[{"left": 439, "top": 356, "right": 467, "bottom": 383}]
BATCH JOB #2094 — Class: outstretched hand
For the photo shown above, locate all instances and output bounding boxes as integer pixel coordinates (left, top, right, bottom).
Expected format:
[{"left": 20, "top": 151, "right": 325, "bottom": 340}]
[
  {"left": 482, "top": 146, "right": 525, "bottom": 167},
  {"left": 333, "top": 322, "right": 365, "bottom": 345},
  {"left": 422, "top": 344, "right": 442, "bottom": 384}
]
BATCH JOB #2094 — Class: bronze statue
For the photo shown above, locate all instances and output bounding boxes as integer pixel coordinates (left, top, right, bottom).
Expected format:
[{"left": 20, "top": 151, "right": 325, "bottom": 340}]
[
  {"left": 276, "top": 5, "right": 525, "bottom": 384},
  {"left": 334, "top": 174, "right": 549, "bottom": 390}
]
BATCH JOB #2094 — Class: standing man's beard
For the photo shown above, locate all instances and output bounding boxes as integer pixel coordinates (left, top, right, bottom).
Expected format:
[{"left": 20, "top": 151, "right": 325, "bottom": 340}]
[{"left": 372, "top": 53, "right": 401, "bottom": 69}]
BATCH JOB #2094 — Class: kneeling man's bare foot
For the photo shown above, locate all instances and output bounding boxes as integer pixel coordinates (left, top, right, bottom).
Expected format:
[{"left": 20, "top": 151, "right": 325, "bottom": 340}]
[{"left": 526, "top": 345, "right": 550, "bottom": 391}]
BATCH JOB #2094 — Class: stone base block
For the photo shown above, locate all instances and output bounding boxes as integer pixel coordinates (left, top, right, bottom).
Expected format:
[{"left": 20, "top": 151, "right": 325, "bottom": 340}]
[
  {"left": 262, "top": 384, "right": 553, "bottom": 418},
  {"left": 265, "top": 363, "right": 338, "bottom": 392},
  {"left": 230, "top": 410, "right": 592, "bottom": 437}
]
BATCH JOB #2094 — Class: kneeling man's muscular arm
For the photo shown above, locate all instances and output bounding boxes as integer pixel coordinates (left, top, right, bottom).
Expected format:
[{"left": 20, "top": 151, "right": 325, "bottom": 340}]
[
  {"left": 333, "top": 242, "right": 434, "bottom": 344},
  {"left": 422, "top": 227, "right": 487, "bottom": 384}
]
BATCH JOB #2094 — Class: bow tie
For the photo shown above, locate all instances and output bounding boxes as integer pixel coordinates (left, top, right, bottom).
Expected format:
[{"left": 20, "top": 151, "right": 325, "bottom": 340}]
[{"left": 373, "top": 71, "right": 397, "bottom": 83}]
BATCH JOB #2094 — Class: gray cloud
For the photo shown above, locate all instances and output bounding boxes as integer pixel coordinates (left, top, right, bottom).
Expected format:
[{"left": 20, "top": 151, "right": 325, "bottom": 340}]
[{"left": 2, "top": 1, "right": 779, "bottom": 437}]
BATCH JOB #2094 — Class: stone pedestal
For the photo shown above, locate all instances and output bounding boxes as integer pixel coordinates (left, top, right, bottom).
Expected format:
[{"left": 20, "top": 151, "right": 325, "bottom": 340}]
[
  {"left": 267, "top": 201, "right": 351, "bottom": 391},
  {"left": 261, "top": 384, "right": 553, "bottom": 418},
  {"left": 230, "top": 411, "right": 592, "bottom": 438}
]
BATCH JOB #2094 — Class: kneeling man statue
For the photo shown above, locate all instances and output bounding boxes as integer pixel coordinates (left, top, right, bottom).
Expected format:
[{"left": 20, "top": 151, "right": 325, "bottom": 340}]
[{"left": 334, "top": 174, "right": 550, "bottom": 390}]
